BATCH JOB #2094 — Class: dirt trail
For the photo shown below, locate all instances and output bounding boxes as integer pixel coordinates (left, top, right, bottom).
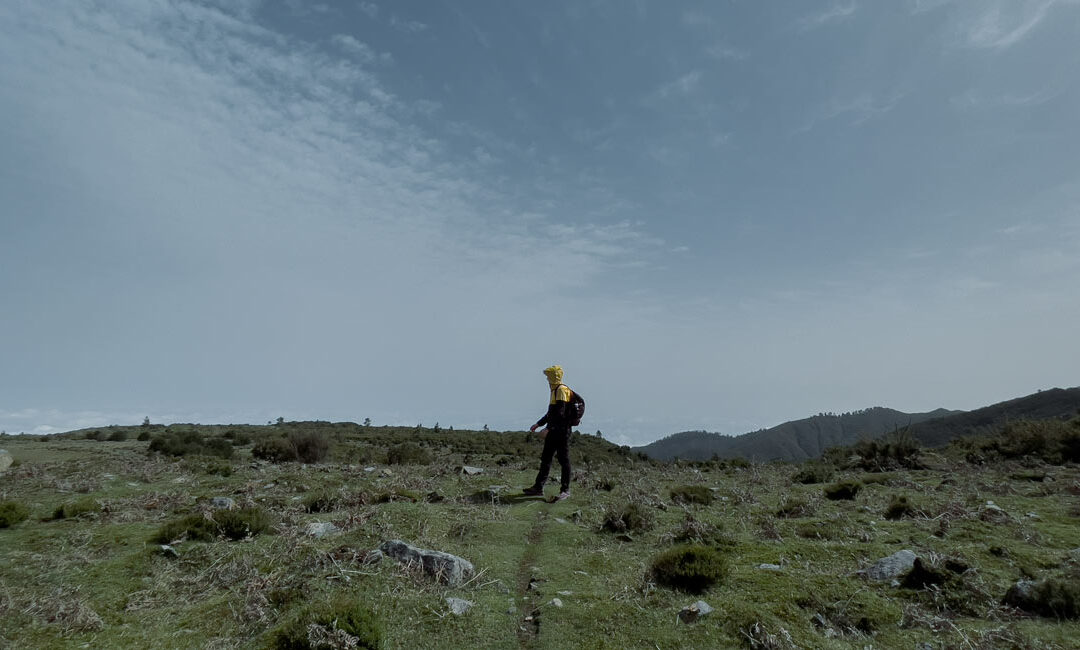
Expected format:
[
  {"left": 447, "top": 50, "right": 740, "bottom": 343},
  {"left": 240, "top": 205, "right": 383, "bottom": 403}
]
[{"left": 514, "top": 507, "right": 548, "bottom": 647}]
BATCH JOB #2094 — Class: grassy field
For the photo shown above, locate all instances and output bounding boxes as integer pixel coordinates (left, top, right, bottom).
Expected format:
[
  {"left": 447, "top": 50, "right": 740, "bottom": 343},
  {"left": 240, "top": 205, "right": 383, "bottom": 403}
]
[{"left": 0, "top": 426, "right": 1078, "bottom": 648}]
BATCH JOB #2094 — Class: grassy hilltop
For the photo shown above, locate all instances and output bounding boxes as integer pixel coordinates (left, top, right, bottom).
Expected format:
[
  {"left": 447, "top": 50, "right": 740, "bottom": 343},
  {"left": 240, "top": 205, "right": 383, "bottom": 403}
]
[{"left": 0, "top": 420, "right": 1078, "bottom": 648}]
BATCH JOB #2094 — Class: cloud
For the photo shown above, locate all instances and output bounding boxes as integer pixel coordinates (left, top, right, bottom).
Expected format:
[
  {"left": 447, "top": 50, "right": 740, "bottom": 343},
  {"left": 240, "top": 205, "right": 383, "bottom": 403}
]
[
  {"left": 799, "top": 1, "right": 858, "bottom": 31},
  {"left": 390, "top": 15, "right": 428, "bottom": 33},
  {"left": 963, "top": 0, "right": 1057, "bottom": 49},
  {"left": 797, "top": 92, "right": 904, "bottom": 132},
  {"left": 651, "top": 70, "right": 703, "bottom": 101}
]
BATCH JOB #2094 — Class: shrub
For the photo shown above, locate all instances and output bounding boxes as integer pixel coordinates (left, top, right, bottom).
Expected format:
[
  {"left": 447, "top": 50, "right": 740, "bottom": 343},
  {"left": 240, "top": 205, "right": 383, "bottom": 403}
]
[
  {"left": 775, "top": 496, "right": 813, "bottom": 518},
  {"left": 884, "top": 495, "right": 917, "bottom": 520},
  {"left": 289, "top": 431, "right": 330, "bottom": 464},
  {"left": 137, "top": 431, "right": 151, "bottom": 441},
  {"left": 149, "top": 431, "right": 233, "bottom": 459},
  {"left": 602, "top": 503, "right": 652, "bottom": 534},
  {"left": 669, "top": 485, "right": 714, "bottom": 506},
  {"left": 792, "top": 463, "right": 834, "bottom": 485},
  {"left": 386, "top": 442, "right": 433, "bottom": 465},
  {"left": 0, "top": 501, "right": 30, "bottom": 528},
  {"left": 151, "top": 507, "right": 271, "bottom": 543},
  {"left": 270, "top": 598, "right": 383, "bottom": 649},
  {"left": 52, "top": 498, "right": 102, "bottom": 520},
  {"left": 303, "top": 489, "right": 339, "bottom": 513},
  {"left": 650, "top": 544, "right": 730, "bottom": 594},
  {"left": 252, "top": 437, "right": 298, "bottom": 463},
  {"left": 824, "top": 480, "right": 861, "bottom": 501},
  {"left": 107, "top": 429, "right": 129, "bottom": 442}
]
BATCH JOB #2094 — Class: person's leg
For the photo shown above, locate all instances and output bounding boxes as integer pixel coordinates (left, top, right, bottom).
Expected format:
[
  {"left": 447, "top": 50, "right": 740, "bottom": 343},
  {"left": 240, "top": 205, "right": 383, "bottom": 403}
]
[
  {"left": 530, "top": 434, "right": 557, "bottom": 492},
  {"left": 556, "top": 429, "right": 571, "bottom": 493}
]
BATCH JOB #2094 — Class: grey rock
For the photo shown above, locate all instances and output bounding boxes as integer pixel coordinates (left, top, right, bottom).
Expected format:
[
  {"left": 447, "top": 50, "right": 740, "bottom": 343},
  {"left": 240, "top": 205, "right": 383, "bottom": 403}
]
[
  {"left": 158, "top": 545, "right": 179, "bottom": 559},
  {"left": 460, "top": 465, "right": 484, "bottom": 475},
  {"left": 678, "top": 600, "right": 714, "bottom": 623},
  {"left": 363, "top": 466, "right": 376, "bottom": 472},
  {"left": 916, "top": 643, "right": 934, "bottom": 650},
  {"left": 758, "top": 563, "right": 783, "bottom": 571},
  {"left": 306, "top": 522, "right": 340, "bottom": 538},
  {"left": 865, "top": 550, "right": 917, "bottom": 581},
  {"left": 209, "top": 497, "right": 235, "bottom": 510},
  {"left": 379, "top": 539, "right": 475, "bottom": 586},
  {"left": 1003, "top": 580, "right": 1037, "bottom": 610},
  {"left": 362, "top": 549, "right": 384, "bottom": 565},
  {"left": 549, "top": 598, "right": 563, "bottom": 608},
  {"left": 446, "top": 597, "right": 473, "bottom": 616},
  {"left": 0, "top": 450, "right": 11, "bottom": 473}
]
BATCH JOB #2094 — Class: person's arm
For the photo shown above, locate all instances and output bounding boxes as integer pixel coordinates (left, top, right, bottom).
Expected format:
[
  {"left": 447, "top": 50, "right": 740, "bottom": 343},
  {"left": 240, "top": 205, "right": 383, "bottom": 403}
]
[{"left": 531, "top": 387, "right": 570, "bottom": 431}]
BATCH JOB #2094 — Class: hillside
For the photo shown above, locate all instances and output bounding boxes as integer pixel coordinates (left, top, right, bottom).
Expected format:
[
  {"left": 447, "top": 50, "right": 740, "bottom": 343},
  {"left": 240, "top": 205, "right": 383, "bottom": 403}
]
[
  {"left": 909, "top": 386, "right": 1080, "bottom": 448},
  {"left": 637, "top": 407, "right": 954, "bottom": 462}
]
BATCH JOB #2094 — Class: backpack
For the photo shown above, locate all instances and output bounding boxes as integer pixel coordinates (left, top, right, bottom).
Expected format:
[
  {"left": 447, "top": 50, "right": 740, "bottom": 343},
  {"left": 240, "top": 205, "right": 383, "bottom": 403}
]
[{"left": 565, "top": 386, "right": 585, "bottom": 427}]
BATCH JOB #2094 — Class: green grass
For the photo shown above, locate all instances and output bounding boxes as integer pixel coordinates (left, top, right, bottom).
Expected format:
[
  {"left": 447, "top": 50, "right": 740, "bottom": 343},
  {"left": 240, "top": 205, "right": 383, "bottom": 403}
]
[{"left": 0, "top": 429, "right": 1078, "bottom": 648}]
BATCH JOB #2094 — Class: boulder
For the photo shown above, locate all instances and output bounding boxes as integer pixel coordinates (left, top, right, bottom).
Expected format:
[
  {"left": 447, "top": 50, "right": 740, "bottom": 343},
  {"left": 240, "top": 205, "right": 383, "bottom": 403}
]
[
  {"left": 460, "top": 465, "right": 484, "bottom": 475},
  {"left": 209, "top": 497, "right": 235, "bottom": 510},
  {"left": 379, "top": 539, "right": 475, "bottom": 586},
  {"left": 864, "top": 550, "right": 917, "bottom": 581},
  {"left": 306, "top": 522, "right": 340, "bottom": 539},
  {"left": 0, "top": 450, "right": 12, "bottom": 473},
  {"left": 678, "top": 600, "right": 714, "bottom": 623},
  {"left": 446, "top": 597, "right": 473, "bottom": 616}
]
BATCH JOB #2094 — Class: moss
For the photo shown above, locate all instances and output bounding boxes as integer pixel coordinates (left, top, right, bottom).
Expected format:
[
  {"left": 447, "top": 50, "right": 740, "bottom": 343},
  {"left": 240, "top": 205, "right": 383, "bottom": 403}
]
[
  {"left": 650, "top": 544, "right": 730, "bottom": 594},
  {"left": 270, "top": 598, "right": 383, "bottom": 649},
  {"left": 669, "top": 485, "right": 714, "bottom": 505},
  {"left": 0, "top": 501, "right": 30, "bottom": 528}
]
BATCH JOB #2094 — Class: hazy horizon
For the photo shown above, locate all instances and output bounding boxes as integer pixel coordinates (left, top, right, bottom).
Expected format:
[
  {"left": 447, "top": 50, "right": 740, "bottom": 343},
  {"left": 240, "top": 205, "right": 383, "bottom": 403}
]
[{"left": 3, "top": 1, "right": 1079, "bottom": 447}]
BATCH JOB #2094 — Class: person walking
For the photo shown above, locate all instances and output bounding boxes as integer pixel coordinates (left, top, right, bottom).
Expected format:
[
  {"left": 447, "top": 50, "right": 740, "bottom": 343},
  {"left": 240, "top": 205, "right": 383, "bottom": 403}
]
[{"left": 524, "top": 365, "right": 574, "bottom": 501}]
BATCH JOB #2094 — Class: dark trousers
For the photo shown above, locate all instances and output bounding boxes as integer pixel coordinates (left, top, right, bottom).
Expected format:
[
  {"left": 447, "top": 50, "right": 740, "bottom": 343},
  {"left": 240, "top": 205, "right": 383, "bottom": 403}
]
[{"left": 533, "top": 427, "right": 571, "bottom": 492}]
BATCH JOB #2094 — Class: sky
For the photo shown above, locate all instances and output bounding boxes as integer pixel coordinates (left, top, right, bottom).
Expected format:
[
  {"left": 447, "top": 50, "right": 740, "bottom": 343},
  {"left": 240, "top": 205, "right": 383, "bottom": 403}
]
[{"left": 2, "top": 1, "right": 1078, "bottom": 447}]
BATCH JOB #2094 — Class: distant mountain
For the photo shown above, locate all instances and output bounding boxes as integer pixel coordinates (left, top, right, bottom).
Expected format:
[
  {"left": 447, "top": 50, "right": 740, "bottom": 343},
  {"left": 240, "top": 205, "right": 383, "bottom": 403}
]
[
  {"left": 636, "top": 386, "right": 1080, "bottom": 463},
  {"left": 908, "top": 386, "right": 1080, "bottom": 448},
  {"left": 636, "top": 407, "right": 954, "bottom": 462}
]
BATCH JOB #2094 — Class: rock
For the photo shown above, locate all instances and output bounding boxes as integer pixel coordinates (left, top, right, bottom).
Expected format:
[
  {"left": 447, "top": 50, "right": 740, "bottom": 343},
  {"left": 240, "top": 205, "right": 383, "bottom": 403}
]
[
  {"left": 363, "top": 466, "right": 376, "bottom": 473},
  {"left": 446, "top": 597, "right": 473, "bottom": 616},
  {"left": 557, "top": 590, "right": 572, "bottom": 596},
  {"left": 380, "top": 468, "right": 393, "bottom": 477},
  {"left": 209, "top": 497, "right": 235, "bottom": 510},
  {"left": 549, "top": 598, "right": 563, "bottom": 608},
  {"left": 0, "top": 450, "right": 12, "bottom": 473},
  {"left": 306, "top": 522, "right": 340, "bottom": 538},
  {"left": 678, "top": 600, "right": 714, "bottom": 623},
  {"left": 460, "top": 465, "right": 484, "bottom": 475},
  {"left": 362, "top": 549, "right": 384, "bottom": 565},
  {"left": 157, "top": 545, "right": 179, "bottom": 558},
  {"left": 379, "top": 539, "right": 475, "bottom": 586},
  {"left": 554, "top": 518, "right": 568, "bottom": 525},
  {"left": 864, "top": 550, "right": 917, "bottom": 581},
  {"left": 1003, "top": 580, "right": 1037, "bottom": 610},
  {"left": 758, "top": 563, "right": 783, "bottom": 571}
]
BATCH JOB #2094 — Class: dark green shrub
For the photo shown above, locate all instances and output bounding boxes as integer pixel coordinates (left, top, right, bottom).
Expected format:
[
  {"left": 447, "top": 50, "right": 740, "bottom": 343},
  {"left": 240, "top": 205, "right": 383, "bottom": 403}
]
[
  {"left": 150, "top": 507, "right": 271, "bottom": 543},
  {"left": 137, "top": 430, "right": 151, "bottom": 441},
  {"left": 671, "top": 515, "right": 735, "bottom": 548},
  {"left": 374, "top": 489, "right": 421, "bottom": 504},
  {"left": 270, "top": 597, "right": 383, "bottom": 649},
  {"left": 252, "top": 437, "right": 298, "bottom": 462},
  {"left": 0, "top": 501, "right": 30, "bottom": 528},
  {"left": 214, "top": 507, "right": 271, "bottom": 540},
  {"left": 151, "top": 514, "right": 217, "bottom": 543},
  {"left": 795, "top": 521, "right": 841, "bottom": 540},
  {"left": 884, "top": 495, "right": 917, "bottom": 520},
  {"left": 107, "top": 429, "right": 129, "bottom": 442},
  {"left": 775, "top": 496, "right": 813, "bottom": 518},
  {"left": 149, "top": 431, "right": 233, "bottom": 459},
  {"left": 52, "top": 498, "right": 102, "bottom": 520},
  {"left": 792, "top": 463, "right": 834, "bottom": 484},
  {"left": 824, "top": 481, "right": 861, "bottom": 501},
  {"left": 303, "top": 489, "right": 339, "bottom": 513},
  {"left": 650, "top": 544, "right": 729, "bottom": 594},
  {"left": 602, "top": 503, "right": 652, "bottom": 534},
  {"left": 386, "top": 442, "right": 433, "bottom": 465},
  {"left": 670, "top": 485, "right": 714, "bottom": 506},
  {"left": 289, "top": 431, "right": 330, "bottom": 464}
]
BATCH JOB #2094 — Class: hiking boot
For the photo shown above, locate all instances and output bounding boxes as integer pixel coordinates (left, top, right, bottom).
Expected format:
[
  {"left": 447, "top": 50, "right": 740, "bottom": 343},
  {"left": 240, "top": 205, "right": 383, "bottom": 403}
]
[
  {"left": 555, "top": 491, "right": 571, "bottom": 502},
  {"left": 522, "top": 486, "right": 543, "bottom": 497}
]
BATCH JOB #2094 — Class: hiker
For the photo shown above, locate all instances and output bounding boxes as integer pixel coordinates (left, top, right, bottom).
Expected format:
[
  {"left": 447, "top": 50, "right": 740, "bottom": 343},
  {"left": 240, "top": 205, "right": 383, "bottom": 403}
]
[{"left": 524, "top": 365, "right": 577, "bottom": 501}]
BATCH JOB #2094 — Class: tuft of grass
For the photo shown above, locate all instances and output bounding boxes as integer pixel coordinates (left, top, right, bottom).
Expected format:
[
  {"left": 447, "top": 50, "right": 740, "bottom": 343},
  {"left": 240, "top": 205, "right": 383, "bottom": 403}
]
[
  {"left": 51, "top": 498, "right": 102, "bottom": 520},
  {"left": 270, "top": 597, "right": 383, "bottom": 649},
  {"left": 288, "top": 431, "right": 330, "bottom": 464},
  {"left": 386, "top": 442, "right": 433, "bottom": 465},
  {"left": 775, "top": 496, "right": 813, "bottom": 518},
  {"left": 601, "top": 503, "right": 652, "bottom": 534},
  {"left": 650, "top": 544, "right": 730, "bottom": 594},
  {"left": 669, "top": 485, "right": 714, "bottom": 505},
  {"left": 252, "top": 437, "right": 297, "bottom": 462},
  {"left": 303, "top": 489, "right": 339, "bottom": 513},
  {"left": 1005, "top": 576, "right": 1080, "bottom": 620},
  {"left": 150, "top": 507, "right": 271, "bottom": 543},
  {"left": 0, "top": 500, "right": 30, "bottom": 528},
  {"left": 792, "top": 463, "right": 834, "bottom": 485},
  {"left": 884, "top": 495, "right": 917, "bottom": 520},
  {"left": 824, "top": 480, "right": 861, "bottom": 501}
]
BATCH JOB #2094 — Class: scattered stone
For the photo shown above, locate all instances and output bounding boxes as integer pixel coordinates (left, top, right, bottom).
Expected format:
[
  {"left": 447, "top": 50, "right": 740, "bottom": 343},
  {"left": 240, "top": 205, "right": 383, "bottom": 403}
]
[
  {"left": 446, "top": 597, "right": 473, "bottom": 616},
  {"left": 157, "top": 545, "right": 179, "bottom": 559},
  {"left": 916, "top": 643, "right": 934, "bottom": 650},
  {"left": 557, "top": 591, "right": 573, "bottom": 596},
  {"left": 574, "top": 570, "right": 589, "bottom": 576},
  {"left": 554, "top": 518, "right": 568, "bottom": 525},
  {"left": 362, "top": 549, "right": 384, "bottom": 565},
  {"left": 758, "top": 563, "right": 783, "bottom": 571},
  {"left": 306, "top": 522, "right": 340, "bottom": 539},
  {"left": 380, "top": 469, "right": 393, "bottom": 477},
  {"left": 549, "top": 598, "right": 563, "bottom": 608},
  {"left": 494, "top": 580, "right": 511, "bottom": 594},
  {"left": 102, "top": 473, "right": 115, "bottom": 479},
  {"left": 0, "top": 450, "right": 12, "bottom": 473},
  {"left": 460, "top": 465, "right": 484, "bottom": 475},
  {"left": 126, "top": 482, "right": 140, "bottom": 487},
  {"left": 1003, "top": 580, "right": 1038, "bottom": 610},
  {"left": 425, "top": 491, "right": 444, "bottom": 503},
  {"left": 1026, "top": 512, "right": 1040, "bottom": 519},
  {"left": 263, "top": 483, "right": 275, "bottom": 489},
  {"left": 363, "top": 466, "right": 376, "bottom": 473},
  {"left": 209, "top": 497, "right": 235, "bottom": 510},
  {"left": 379, "top": 539, "right": 475, "bottom": 586},
  {"left": 678, "top": 600, "right": 714, "bottom": 624},
  {"left": 864, "top": 550, "right": 917, "bottom": 581}
]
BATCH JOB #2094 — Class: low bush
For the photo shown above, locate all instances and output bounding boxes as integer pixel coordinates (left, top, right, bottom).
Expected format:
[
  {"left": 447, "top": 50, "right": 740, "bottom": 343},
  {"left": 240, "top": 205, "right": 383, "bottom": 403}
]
[
  {"left": 650, "top": 544, "right": 730, "bottom": 594},
  {"left": 252, "top": 437, "right": 297, "bottom": 463},
  {"left": 136, "top": 431, "right": 151, "bottom": 441},
  {"left": 270, "top": 598, "right": 383, "bottom": 649},
  {"left": 303, "top": 489, "right": 339, "bottom": 513},
  {"left": 214, "top": 507, "right": 271, "bottom": 540},
  {"left": 792, "top": 463, "right": 834, "bottom": 485},
  {"left": 149, "top": 431, "right": 233, "bottom": 459},
  {"left": 602, "top": 503, "right": 652, "bottom": 534},
  {"left": 824, "top": 481, "right": 861, "bottom": 501},
  {"left": 150, "top": 507, "right": 271, "bottom": 543},
  {"left": 0, "top": 501, "right": 30, "bottom": 528},
  {"left": 52, "top": 498, "right": 102, "bottom": 520},
  {"left": 669, "top": 485, "right": 714, "bottom": 506},
  {"left": 107, "top": 429, "right": 129, "bottom": 442},
  {"left": 151, "top": 514, "right": 217, "bottom": 543},
  {"left": 884, "top": 495, "right": 917, "bottom": 520},
  {"left": 386, "top": 442, "right": 433, "bottom": 465},
  {"left": 825, "top": 429, "right": 923, "bottom": 472},
  {"left": 289, "top": 431, "right": 330, "bottom": 464},
  {"left": 775, "top": 496, "right": 813, "bottom": 518}
]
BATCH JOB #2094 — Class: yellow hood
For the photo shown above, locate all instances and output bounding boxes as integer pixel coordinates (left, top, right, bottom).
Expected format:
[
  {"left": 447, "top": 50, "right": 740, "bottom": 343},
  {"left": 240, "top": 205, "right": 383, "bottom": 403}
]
[{"left": 543, "top": 365, "right": 564, "bottom": 386}]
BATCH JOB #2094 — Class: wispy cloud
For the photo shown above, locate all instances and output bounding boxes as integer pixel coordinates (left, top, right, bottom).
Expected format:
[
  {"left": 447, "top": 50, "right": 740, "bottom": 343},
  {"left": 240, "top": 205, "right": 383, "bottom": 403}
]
[
  {"left": 797, "top": 92, "right": 904, "bottom": 132},
  {"left": 951, "top": 86, "right": 1064, "bottom": 109},
  {"left": 963, "top": 0, "right": 1057, "bottom": 49},
  {"left": 799, "top": 1, "right": 858, "bottom": 31}
]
